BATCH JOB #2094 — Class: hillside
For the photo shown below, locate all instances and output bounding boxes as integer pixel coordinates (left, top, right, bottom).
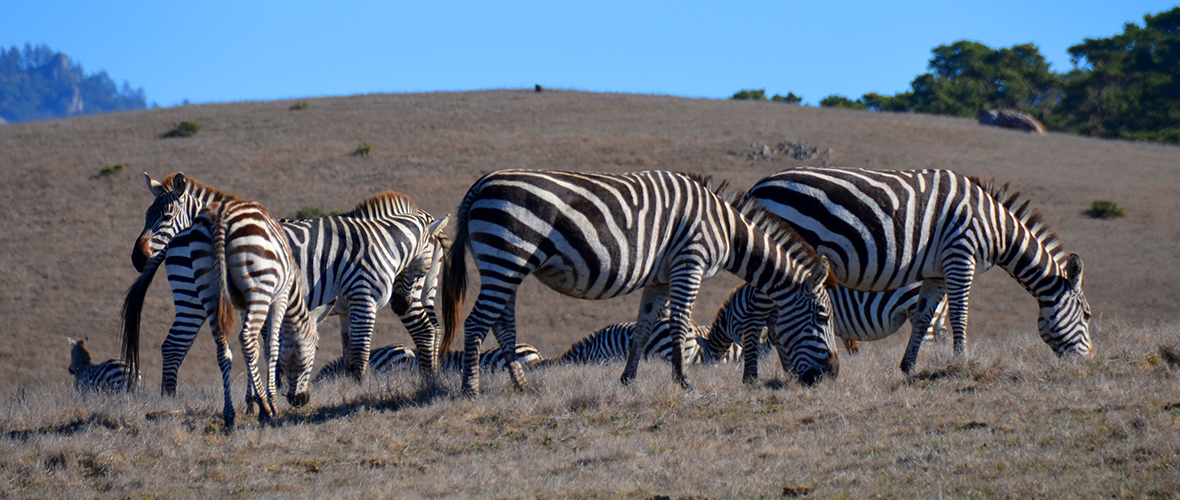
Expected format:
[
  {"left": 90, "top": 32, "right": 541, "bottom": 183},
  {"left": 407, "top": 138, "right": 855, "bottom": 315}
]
[{"left": 1, "top": 89, "right": 1178, "bottom": 392}]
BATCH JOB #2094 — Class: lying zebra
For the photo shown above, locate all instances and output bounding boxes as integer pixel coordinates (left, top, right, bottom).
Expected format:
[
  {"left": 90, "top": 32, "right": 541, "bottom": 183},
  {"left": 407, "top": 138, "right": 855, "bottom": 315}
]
[
  {"left": 69, "top": 338, "right": 139, "bottom": 392},
  {"left": 313, "top": 343, "right": 543, "bottom": 383},
  {"left": 555, "top": 282, "right": 948, "bottom": 381}
]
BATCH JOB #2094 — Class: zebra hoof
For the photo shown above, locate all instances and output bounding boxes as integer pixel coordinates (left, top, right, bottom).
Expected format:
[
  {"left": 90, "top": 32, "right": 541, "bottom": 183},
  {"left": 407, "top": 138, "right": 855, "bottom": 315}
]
[
  {"left": 619, "top": 373, "right": 636, "bottom": 386},
  {"left": 899, "top": 360, "right": 915, "bottom": 375},
  {"left": 288, "top": 391, "right": 310, "bottom": 407}
]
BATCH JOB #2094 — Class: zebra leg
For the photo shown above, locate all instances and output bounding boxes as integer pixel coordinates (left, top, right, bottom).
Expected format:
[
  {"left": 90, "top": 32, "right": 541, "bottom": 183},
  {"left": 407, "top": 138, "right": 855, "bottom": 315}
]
[
  {"left": 943, "top": 260, "right": 975, "bottom": 358},
  {"left": 345, "top": 293, "right": 379, "bottom": 382},
  {"left": 264, "top": 297, "right": 290, "bottom": 415},
  {"left": 460, "top": 297, "right": 501, "bottom": 396},
  {"left": 620, "top": 285, "right": 670, "bottom": 386},
  {"left": 159, "top": 315, "right": 205, "bottom": 396},
  {"left": 666, "top": 265, "right": 704, "bottom": 391},
  {"left": 899, "top": 280, "right": 946, "bottom": 374},
  {"left": 395, "top": 270, "right": 442, "bottom": 386},
  {"left": 212, "top": 329, "right": 236, "bottom": 431},
  {"left": 238, "top": 305, "right": 275, "bottom": 421},
  {"left": 490, "top": 298, "right": 528, "bottom": 392}
]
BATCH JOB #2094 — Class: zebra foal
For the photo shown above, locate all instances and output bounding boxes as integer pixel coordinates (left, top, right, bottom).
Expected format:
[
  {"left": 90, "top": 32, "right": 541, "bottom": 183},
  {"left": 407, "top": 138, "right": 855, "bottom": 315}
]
[
  {"left": 441, "top": 169, "right": 838, "bottom": 395},
  {"left": 69, "top": 338, "right": 138, "bottom": 392},
  {"left": 743, "top": 167, "right": 1092, "bottom": 374}
]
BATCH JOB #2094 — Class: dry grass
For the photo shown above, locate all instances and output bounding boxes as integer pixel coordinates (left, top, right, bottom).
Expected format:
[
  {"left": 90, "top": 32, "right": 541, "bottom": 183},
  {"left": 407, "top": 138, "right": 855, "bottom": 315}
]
[
  {"left": 1, "top": 89, "right": 1179, "bottom": 497},
  {"left": 2, "top": 321, "right": 1177, "bottom": 498}
]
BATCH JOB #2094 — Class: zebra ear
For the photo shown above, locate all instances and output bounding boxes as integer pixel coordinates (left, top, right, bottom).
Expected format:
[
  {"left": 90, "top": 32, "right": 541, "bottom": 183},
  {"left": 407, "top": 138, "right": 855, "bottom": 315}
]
[
  {"left": 171, "top": 172, "right": 188, "bottom": 194},
  {"left": 427, "top": 215, "right": 450, "bottom": 237},
  {"left": 146, "top": 173, "right": 167, "bottom": 197},
  {"left": 1066, "top": 253, "right": 1084, "bottom": 289},
  {"left": 808, "top": 256, "right": 833, "bottom": 291}
]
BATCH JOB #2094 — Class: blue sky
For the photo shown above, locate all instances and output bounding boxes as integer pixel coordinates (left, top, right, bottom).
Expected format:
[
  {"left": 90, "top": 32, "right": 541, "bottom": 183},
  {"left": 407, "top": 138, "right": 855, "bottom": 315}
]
[{"left": 2, "top": 1, "right": 1174, "bottom": 107}]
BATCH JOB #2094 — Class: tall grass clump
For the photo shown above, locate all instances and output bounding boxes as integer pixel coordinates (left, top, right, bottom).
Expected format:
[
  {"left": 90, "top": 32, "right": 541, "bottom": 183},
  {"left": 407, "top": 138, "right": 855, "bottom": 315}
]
[
  {"left": 289, "top": 101, "right": 310, "bottom": 110},
  {"left": 353, "top": 142, "right": 373, "bottom": 157},
  {"left": 98, "top": 164, "right": 124, "bottom": 178},
  {"left": 161, "top": 121, "right": 201, "bottom": 138},
  {"left": 1084, "top": 200, "right": 1126, "bottom": 219}
]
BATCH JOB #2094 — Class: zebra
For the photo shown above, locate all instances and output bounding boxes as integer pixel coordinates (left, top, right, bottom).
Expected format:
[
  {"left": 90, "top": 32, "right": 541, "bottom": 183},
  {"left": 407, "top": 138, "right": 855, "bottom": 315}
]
[
  {"left": 742, "top": 167, "right": 1092, "bottom": 374},
  {"left": 312, "top": 343, "right": 544, "bottom": 383},
  {"left": 125, "top": 198, "right": 319, "bottom": 429},
  {"left": 704, "top": 282, "right": 948, "bottom": 382},
  {"left": 441, "top": 169, "right": 838, "bottom": 395},
  {"left": 69, "top": 338, "right": 139, "bottom": 392},
  {"left": 555, "top": 319, "right": 725, "bottom": 365},
  {"left": 123, "top": 173, "right": 449, "bottom": 395}
]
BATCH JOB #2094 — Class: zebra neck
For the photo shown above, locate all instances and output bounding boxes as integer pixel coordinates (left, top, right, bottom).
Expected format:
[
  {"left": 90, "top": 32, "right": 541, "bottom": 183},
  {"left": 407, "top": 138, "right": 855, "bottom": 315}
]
[{"left": 994, "top": 218, "right": 1065, "bottom": 300}]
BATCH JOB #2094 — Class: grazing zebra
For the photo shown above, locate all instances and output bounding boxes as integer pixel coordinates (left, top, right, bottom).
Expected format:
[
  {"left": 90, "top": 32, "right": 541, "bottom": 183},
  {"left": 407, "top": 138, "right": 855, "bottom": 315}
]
[
  {"left": 742, "top": 167, "right": 1092, "bottom": 374},
  {"left": 124, "top": 173, "right": 448, "bottom": 395},
  {"left": 556, "top": 319, "right": 728, "bottom": 365},
  {"left": 441, "top": 169, "right": 838, "bottom": 395},
  {"left": 313, "top": 343, "right": 543, "bottom": 382},
  {"left": 125, "top": 199, "right": 319, "bottom": 429},
  {"left": 69, "top": 338, "right": 138, "bottom": 392},
  {"left": 704, "top": 282, "right": 949, "bottom": 382}
]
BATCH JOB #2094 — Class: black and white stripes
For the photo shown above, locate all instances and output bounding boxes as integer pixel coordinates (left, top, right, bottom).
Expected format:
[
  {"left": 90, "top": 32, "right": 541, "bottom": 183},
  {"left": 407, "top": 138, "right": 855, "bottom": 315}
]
[
  {"left": 743, "top": 167, "right": 1092, "bottom": 373},
  {"left": 69, "top": 338, "right": 138, "bottom": 392},
  {"left": 441, "top": 169, "right": 838, "bottom": 395},
  {"left": 124, "top": 173, "right": 448, "bottom": 396}
]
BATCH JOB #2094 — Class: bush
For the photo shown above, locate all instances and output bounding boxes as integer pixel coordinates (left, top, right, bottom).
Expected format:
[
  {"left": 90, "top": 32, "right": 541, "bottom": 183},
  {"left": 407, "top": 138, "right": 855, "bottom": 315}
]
[
  {"left": 353, "top": 142, "right": 373, "bottom": 157},
  {"left": 730, "top": 89, "right": 768, "bottom": 101},
  {"left": 289, "top": 206, "right": 340, "bottom": 220},
  {"left": 771, "top": 92, "right": 803, "bottom": 104},
  {"left": 820, "top": 95, "right": 868, "bottom": 110},
  {"left": 289, "top": 101, "right": 310, "bottom": 111},
  {"left": 98, "top": 164, "right": 124, "bottom": 178},
  {"left": 162, "top": 121, "right": 201, "bottom": 138},
  {"left": 1084, "top": 200, "right": 1126, "bottom": 219}
]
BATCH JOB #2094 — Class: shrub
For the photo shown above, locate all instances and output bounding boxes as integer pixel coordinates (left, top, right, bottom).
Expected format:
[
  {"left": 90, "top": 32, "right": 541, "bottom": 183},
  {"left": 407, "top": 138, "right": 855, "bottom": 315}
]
[
  {"left": 353, "top": 142, "right": 373, "bottom": 157},
  {"left": 771, "top": 92, "right": 803, "bottom": 104},
  {"left": 730, "top": 89, "right": 768, "bottom": 101},
  {"left": 289, "top": 206, "right": 340, "bottom": 220},
  {"left": 1083, "top": 200, "right": 1126, "bottom": 219},
  {"left": 98, "top": 164, "right": 124, "bottom": 178},
  {"left": 819, "top": 95, "right": 868, "bottom": 110},
  {"left": 289, "top": 101, "right": 310, "bottom": 111},
  {"left": 162, "top": 121, "right": 201, "bottom": 138}
]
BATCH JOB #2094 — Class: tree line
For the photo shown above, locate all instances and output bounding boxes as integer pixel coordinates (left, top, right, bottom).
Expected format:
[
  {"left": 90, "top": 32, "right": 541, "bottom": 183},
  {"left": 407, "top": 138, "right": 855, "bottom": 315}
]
[
  {"left": 0, "top": 43, "right": 147, "bottom": 123},
  {"left": 735, "top": 7, "right": 1180, "bottom": 144}
]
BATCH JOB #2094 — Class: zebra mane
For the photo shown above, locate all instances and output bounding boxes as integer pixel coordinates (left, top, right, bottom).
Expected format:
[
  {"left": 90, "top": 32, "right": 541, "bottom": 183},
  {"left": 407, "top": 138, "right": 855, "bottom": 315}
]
[
  {"left": 733, "top": 195, "right": 826, "bottom": 274},
  {"left": 685, "top": 172, "right": 742, "bottom": 206},
  {"left": 343, "top": 191, "right": 419, "bottom": 219},
  {"left": 159, "top": 173, "right": 239, "bottom": 202},
  {"left": 968, "top": 175, "right": 1067, "bottom": 266}
]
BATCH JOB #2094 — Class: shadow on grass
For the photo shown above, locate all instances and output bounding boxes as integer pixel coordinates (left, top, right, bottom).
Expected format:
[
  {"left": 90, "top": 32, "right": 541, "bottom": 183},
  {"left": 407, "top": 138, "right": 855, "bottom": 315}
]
[
  {"left": 273, "top": 384, "right": 453, "bottom": 427},
  {"left": 7, "top": 412, "right": 133, "bottom": 442}
]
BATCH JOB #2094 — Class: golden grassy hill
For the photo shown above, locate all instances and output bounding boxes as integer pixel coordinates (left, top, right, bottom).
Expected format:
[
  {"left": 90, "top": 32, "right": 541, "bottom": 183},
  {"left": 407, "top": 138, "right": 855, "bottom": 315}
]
[{"left": 1, "top": 89, "right": 1177, "bottom": 392}]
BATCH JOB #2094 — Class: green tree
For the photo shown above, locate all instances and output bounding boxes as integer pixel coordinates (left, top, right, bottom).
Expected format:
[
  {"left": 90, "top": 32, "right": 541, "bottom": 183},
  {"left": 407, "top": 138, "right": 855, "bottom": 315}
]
[
  {"left": 771, "top": 92, "right": 803, "bottom": 104},
  {"left": 907, "top": 40, "right": 1058, "bottom": 118},
  {"left": 1052, "top": 7, "right": 1180, "bottom": 143},
  {"left": 819, "top": 95, "right": 867, "bottom": 110},
  {"left": 730, "top": 89, "right": 768, "bottom": 101}
]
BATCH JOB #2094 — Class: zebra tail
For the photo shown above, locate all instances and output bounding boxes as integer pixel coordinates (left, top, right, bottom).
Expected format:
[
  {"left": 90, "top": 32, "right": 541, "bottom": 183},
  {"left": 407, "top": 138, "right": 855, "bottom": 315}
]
[
  {"left": 211, "top": 207, "right": 235, "bottom": 344},
  {"left": 441, "top": 188, "right": 480, "bottom": 355},
  {"left": 120, "top": 250, "right": 166, "bottom": 392}
]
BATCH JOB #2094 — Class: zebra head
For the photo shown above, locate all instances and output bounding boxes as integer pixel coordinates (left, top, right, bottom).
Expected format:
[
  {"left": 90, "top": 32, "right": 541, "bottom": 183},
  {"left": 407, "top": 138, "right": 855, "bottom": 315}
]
[
  {"left": 1038, "top": 253, "right": 1093, "bottom": 358},
  {"left": 132, "top": 172, "right": 199, "bottom": 272},
  {"left": 67, "top": 337, "right": 90, "bottom": 375},
  {"left": 772, "top": 257, "right": 840, "bottom": 386}
]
